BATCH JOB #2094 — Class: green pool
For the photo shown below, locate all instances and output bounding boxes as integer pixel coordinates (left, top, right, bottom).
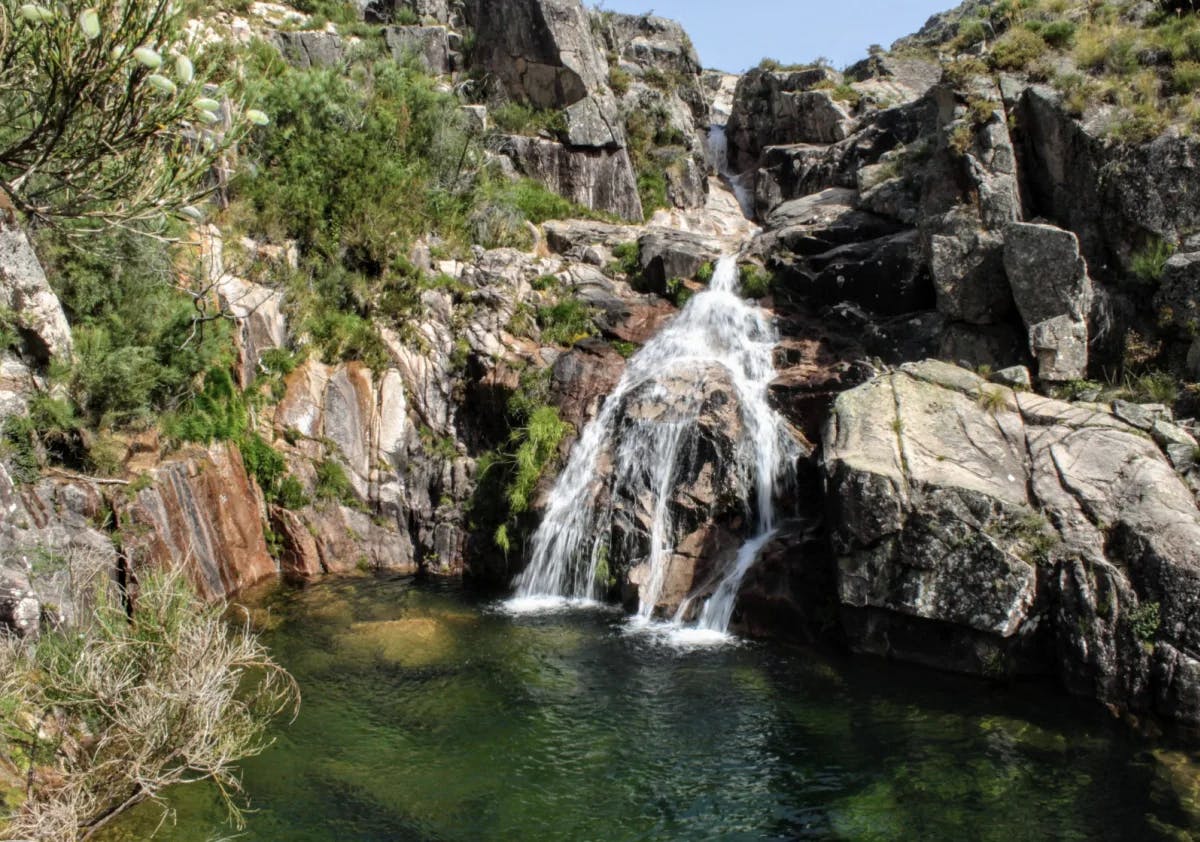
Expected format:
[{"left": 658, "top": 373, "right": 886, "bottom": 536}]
[{"left": 104, "top": 575, "right": 1200, "bottom": 841}]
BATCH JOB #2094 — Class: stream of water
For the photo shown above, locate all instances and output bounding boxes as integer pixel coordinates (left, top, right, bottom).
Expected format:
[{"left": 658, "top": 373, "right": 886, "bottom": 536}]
[
  {"left": 510, "top": 256, "right": 798, "bottom": 634},
  {"left": 102, "top": 576, "right": 1200, "bottom": 842}
]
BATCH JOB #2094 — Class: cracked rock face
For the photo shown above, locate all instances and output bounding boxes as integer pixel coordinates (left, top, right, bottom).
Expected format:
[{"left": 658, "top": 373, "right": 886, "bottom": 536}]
[{"left": 824, "top": 360, "right": 1200, "bottom": 721}]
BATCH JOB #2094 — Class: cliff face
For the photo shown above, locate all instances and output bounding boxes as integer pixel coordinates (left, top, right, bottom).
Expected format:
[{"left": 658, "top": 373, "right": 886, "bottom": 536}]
[{"left": 3, "top": 0, "right": 1200, "bottom": 727}]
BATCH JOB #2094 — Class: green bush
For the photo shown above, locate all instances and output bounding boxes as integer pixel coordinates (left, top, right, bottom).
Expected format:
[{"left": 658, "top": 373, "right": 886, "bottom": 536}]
[
  {"left": 1129, "top": 600, "right": 1161, "bottom": 643},
  {"left": 35, "top": 229, "right": 232, "bottom": 429},
  {"left": 163, "top": 367, "right": 248, "bottom": 444},
  {"left": 537, "top": 299, "right": 596, "bottom": 346},
  {"left": 239, "top": 432, "right": 309, "bottom": 509},
  {"left": 315, "top": 458, "right": 358, "bottom": 506},
  {"left": 990, "top": 28, "right": 1049, "bottom": 70},
  {"left": 489, "top": 102, "right": 566, "bottom": 137},
  {"left": 1040, "top": 20, "right": 1078, "bottom": 49},
  {"left": 739, "top": 264, "right": 775, "bottom": 299},
  {"left": 1131, "top": 238, "right": 1176, "bottom": 283}
]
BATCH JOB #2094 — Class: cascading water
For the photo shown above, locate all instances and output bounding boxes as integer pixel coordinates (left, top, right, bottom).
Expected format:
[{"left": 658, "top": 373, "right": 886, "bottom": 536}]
[{"left": 510, "top": 255, "right": 799, "bottom": 635}]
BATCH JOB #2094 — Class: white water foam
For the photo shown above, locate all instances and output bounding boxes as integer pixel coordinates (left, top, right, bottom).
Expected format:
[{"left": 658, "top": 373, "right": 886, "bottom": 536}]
[{"left": 505, "top": 255, "right": 798, "bottom": 635}]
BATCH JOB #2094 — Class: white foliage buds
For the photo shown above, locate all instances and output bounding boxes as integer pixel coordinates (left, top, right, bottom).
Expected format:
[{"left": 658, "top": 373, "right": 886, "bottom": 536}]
[
  {"left": 133, "top": 46, "right": 163, "bottom": 69},
  {"left": 146, "top": 74, "right": 177, "bottom": 95},
  {"left": 194, "top": 97, "right": 220, "bottom": 112},
  {"left": 245, "top": 109, "right": 270, "bottom": 126},
  {"left": 196, "top": 110, "right": 220, "bottom": 125},
  {"left": 19, "top": 4, "right": 54, "bottom": 23},
  {"left": 78, "top": 8, "right": 100, "bottom": 39},
  {"left": 176, "top": 55, "right": 194, "bottom": 85}
]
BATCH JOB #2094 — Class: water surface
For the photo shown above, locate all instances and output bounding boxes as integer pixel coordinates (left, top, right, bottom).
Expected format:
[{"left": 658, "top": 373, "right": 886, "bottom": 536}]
[{"left": 105, "top": 576, "right": 1200, "bottom": 841}]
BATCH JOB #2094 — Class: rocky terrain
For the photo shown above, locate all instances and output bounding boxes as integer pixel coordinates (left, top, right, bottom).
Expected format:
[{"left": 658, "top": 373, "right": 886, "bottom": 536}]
[{"left": 3, "top": 0, "right": 1200, "bottom": 728}]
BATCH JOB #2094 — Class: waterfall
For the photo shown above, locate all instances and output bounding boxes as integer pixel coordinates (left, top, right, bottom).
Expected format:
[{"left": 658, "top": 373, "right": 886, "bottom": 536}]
[
  {"left": 509, "top": 256, "right": 799, "bottom": 636},
  {"left": 707, "top": 123, "right": 755, "bottom": 219}
]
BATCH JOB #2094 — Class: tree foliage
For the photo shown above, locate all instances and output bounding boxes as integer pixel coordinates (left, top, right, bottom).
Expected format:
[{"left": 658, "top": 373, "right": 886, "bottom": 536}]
[{"left": 0, "top": 0, "right": 261, "bottom": 230}]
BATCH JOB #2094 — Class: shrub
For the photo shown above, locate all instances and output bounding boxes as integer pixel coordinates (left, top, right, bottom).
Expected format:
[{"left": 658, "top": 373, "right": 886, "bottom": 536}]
[
  {"left": 990, "top": 28, "right": 1049, "bottom": 70},
  {"left": 239, "top": 432, "right": 308, "bottom": 509},
  {"left": 537, "top": 299, "right": 595, "bottom": 346},
  {"left": 1131, "top": 238, "right": 1176, "bottom": 283},
  {"left": 1172, "top": 60, "right": 1200, "bottom": 93},
  {"left": 0, "top": 0, "right": 259, "bottom": 230},
  {"left": 1040, "top": 20, "right": 1078, "bottom": 48},
  {"left": 314, "top": 458, "right": 358, "bottom": 506},
  {"left": 504, "top": 406, "right": 571, "bottom": 515},
  {"left": 0, "top": 570, "right": 298, "bottom": 840},
  {"left": 1129, "top": 600, "right": 1161, "bottom": 642},
  {"left": 739, "top": 264, "right": 774, "bottom": 299},
  {"left": 489, "top": 102, "right": 566, "bottom": 137},
  {"left": 608, "top": 66, "right": 632, "bottom": 96},
  {"left": 35, "top": 228, "right": 233, "bottom": 429}
]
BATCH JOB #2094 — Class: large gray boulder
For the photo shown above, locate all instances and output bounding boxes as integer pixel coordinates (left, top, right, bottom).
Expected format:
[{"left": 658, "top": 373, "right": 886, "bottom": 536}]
[
  {"left": 1016, "top": 85, "right": 1200, "bottom": 280},
  {"left": 1002, "top": 222, "right": 1094, "bottom": 382},
  {"left": 383, "top": 25, "right": 458, "bottom": 74},
  {"left": 270, "top": 30, "right": 346, "bottom": 68},
  {"left": 0, "top": 221, "right": 72, "bottom": 364},
  {"left": 636, "top": 228, "right": 723, "bottom": 295},
  {"left": 496, "top": 135, "right": 643, "bottom": 221},
  {"left": 1156, "top": 251, "right": 1200, "bottom": 336},
  {"left": 928, "top": 208, "right": 1010, "bottom": 325},
  {"left": 464, "top": 0, "right": 621, "bottom": 150},
  {"left": 824, "top": 360, "right": 1200, "bottom": 724},
  {"left": 727, "top": 68, "right": 856, "bottom": 172}
]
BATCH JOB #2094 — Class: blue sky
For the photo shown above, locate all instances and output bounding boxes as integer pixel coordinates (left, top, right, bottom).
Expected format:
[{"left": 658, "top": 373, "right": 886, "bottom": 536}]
[{"left": 591, "top": 0, "right": 951, "bottom": 72}]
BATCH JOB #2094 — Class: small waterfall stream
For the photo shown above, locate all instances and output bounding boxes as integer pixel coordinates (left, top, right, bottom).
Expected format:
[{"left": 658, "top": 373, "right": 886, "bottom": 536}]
[{"left": 509, "top": 254, "right": 799, "bottom": 637}]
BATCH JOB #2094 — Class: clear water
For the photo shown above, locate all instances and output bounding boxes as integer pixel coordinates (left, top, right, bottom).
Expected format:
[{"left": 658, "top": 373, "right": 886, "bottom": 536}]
[
  {"left": 513, "top": 256, "right": 800, "bottom": 628},
  {"left": 102, "top": 576, "right": 1200, "bottom": 842}
]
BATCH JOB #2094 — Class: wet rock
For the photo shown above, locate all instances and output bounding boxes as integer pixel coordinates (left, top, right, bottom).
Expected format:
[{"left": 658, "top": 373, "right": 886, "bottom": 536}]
[
  {"left": 608, "top": 365, "right": 750, "bottom": 617},
  {"left": 637, "top": 228, "right": 723, "bottom": 294},
  {"left": 549, "top": 339, "right": 626, "bottom": 431},
  {"left": 771, "top": 229, "right": 933, "bottom": 317}
]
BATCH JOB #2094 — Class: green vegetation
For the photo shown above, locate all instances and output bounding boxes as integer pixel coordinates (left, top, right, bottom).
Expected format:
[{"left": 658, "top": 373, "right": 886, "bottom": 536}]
[
  {"left": 489, "top": 102, "right": 566, "bottom": 138},
  {"left": 1129, "top": 600, "right": 1161, "bottom": 642},
  {"left": 1131, "top": 238, "right": 1176, "bottom": 283},
  {"left": 537, "top": 299, "right": 596, "bottom": 346},
  {"left": 469, "top": 368, "right": 571, "bottom": 557},
  {"left": 976, "top": 386, "right": 1009, "bottom": 413},
  {"left": 924, "top": 0, "right": 1200, "bottom": 142},
  {"left": 36, "top": 228, "right": 232, "bottom": 430},
  {"left": 624, "top": 104, "right": 690, "bottom": 219},
  {"left": 0, "top": 570, "right": 297, "bottom": 839},
  {"left": 739, "top": 264, "right": 775, "bottom": 299},
  {"left": 0, "top": 0, "right": 260, "bottom": 230},
  {"left": 240, "top": 433, "right": 310, "bottom": 509},
  {"left": 315, "top": 458, "right": 358, "bottom": 507}
]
